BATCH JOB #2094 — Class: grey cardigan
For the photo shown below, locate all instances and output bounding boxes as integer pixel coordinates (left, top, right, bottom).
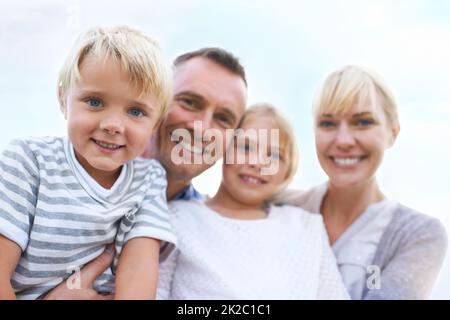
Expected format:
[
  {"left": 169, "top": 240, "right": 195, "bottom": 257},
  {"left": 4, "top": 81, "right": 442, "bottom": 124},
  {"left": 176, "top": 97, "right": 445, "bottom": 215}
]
[
  {"left": 363, "top": 204, "right": 448, "bottom": 299},
  {"left": 278, "top": 186, "right": 448, "bottom": 300}
]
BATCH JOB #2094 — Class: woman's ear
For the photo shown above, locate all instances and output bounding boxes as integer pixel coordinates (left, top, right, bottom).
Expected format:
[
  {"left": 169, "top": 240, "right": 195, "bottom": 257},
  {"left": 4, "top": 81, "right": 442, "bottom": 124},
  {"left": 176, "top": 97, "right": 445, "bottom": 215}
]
[
  {"left": 388, "top": 123, "right": 400, "bottom": 147},
  {"left": 58, "top": 87, "right": 67, "bottom": 119}
]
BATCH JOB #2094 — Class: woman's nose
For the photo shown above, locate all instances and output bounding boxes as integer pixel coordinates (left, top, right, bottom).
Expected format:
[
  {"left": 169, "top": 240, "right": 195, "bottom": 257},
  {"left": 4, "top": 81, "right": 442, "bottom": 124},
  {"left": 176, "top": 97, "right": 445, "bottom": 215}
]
[{"left": 334, "top": 123, "right": 356, "bottom": 147}]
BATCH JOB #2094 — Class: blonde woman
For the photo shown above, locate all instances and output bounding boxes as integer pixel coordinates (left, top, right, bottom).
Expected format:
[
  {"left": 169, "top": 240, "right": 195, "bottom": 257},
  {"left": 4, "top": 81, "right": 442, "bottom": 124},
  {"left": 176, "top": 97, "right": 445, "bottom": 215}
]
[{"left": 280, "top": 66, "right": 447, "bottom": 299}]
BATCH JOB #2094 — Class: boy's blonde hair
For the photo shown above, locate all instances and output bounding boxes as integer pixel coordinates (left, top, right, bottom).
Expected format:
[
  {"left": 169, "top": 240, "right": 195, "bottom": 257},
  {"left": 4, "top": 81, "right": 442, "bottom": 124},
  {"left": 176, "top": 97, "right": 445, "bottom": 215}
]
[
  {"left": 238, "top": 103, "right": 299, "bottom": 192},
  {"left": 58, "top": 26, "right": 172, "bottom": 117},
  {"left": 313, "top": 65, "right": 399, "bottom": 127}
]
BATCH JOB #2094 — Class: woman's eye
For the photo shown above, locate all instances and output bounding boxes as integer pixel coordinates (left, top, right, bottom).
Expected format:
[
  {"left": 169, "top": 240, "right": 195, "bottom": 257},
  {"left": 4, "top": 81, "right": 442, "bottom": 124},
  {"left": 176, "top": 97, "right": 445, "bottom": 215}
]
[
  {"left": 128, "top": 108, "right": 145, "bottom": 118},
  {"left": 355, "top": 119, "right": 375, "bottom": 127},
  {"left": 85, "top": 98, "right": 103, "bottom": 108},
  {"left": 318, "top": 120, "right": 336, "bottom": 128}
]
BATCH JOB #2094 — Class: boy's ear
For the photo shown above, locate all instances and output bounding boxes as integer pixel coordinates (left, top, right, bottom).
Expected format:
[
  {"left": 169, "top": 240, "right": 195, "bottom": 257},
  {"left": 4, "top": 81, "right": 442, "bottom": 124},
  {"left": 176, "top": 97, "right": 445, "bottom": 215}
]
[
  {"left": 58, "top": 87, "right": 67, "bottom": 119},
  {"left": 153, "top": 114, "right": 167, "bottom": 136}
]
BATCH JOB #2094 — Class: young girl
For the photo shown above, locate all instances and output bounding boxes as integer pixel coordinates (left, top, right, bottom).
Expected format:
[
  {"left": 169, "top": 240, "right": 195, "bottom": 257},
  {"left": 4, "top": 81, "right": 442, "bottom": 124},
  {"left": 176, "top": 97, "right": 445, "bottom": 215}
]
[{"left": 157, "top": 104, "right": 349, "bottom": 299}]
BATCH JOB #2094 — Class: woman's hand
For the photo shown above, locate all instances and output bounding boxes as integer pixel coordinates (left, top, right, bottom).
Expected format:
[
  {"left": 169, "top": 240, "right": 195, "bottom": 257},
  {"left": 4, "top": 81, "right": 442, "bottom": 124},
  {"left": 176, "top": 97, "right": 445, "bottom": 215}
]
[{"left": 43, "top": 246, "right": 115, "bottom": 300}]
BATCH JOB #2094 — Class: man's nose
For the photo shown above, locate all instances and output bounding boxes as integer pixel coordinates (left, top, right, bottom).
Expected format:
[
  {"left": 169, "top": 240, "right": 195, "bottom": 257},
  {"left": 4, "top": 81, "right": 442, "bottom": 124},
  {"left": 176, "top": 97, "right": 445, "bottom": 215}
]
[{"left": 187, "top": 110, "right": 214, "bottom": 131}]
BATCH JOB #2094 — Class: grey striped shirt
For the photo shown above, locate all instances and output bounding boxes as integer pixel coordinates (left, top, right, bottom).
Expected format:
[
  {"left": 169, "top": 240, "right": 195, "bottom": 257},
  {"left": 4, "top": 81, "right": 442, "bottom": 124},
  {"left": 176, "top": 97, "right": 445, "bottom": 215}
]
[{"left": 0, "top": 136, "right": 176, "bottom": 299}]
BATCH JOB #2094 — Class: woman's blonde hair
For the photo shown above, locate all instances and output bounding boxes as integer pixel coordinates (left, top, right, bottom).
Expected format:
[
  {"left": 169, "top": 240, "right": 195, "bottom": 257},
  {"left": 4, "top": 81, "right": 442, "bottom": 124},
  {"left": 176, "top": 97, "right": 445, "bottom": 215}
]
[
  {"left": 58, "top": 25, "right": 172, "bottom": 117},
  {"left": 237, "top": 103, "right": 299, "bottom": 193},
  {"left": 313, "top": 65, "right": 399, "bottom": 127}
]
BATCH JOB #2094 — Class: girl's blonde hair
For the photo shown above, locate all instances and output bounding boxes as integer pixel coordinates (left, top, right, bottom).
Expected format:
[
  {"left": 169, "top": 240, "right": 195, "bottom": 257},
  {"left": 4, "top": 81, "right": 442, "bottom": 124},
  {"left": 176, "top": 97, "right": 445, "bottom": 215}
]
[
  {"left": 313, "top": 65, "right": 399, "bottom": 127},
  {"left": 237, "top": 103, "right": 299, "bottom": 193},
  {"left": 58, "top": 25, "right": 172, "bottom": 117}
]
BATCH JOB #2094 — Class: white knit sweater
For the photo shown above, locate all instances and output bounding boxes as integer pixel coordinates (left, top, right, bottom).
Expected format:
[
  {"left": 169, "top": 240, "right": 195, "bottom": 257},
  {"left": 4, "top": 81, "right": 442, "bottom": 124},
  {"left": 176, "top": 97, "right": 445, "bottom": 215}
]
[{"left": 157, "top": 200, "right": 349, "bottom": 300}]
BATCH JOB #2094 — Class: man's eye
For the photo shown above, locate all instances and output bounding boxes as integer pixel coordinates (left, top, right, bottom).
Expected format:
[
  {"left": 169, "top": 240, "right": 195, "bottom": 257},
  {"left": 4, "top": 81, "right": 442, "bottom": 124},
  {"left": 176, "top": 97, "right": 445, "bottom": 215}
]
[
  {"left": 128, "top": 108, "right": 145, "bottom": 118},
  {"left": 180, "top": 98, "right": 196, "bottom": 109},
  {"left": 85, "top": 98, "right": 103, "bottom": 108},
  {"left": 216, "top": 114, "right": 232, "bottom": 126}
]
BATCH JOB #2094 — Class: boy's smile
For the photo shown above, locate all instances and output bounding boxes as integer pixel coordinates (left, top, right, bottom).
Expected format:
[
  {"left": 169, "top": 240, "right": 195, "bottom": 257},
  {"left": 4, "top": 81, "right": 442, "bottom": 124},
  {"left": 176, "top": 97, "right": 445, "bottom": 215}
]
[{"left": 60, "top": 53, "right": 160, "bottom": 188}]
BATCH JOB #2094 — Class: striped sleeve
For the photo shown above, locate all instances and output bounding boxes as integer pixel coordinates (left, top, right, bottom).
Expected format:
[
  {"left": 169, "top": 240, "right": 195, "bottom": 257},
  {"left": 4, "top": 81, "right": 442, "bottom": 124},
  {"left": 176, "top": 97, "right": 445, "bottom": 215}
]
[
  {"left": 0, "top": 139, "right": 39, "bottom": 251},
  {"left": 124, "top": 161, "right": 177, "bottom": 247}
]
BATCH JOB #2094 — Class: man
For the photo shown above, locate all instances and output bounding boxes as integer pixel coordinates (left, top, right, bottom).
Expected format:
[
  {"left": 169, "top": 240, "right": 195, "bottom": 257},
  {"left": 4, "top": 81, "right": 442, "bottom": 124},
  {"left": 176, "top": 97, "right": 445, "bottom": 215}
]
[
  {"left": 147, "top": 48, "right": 247, "bottom": 201},
  {"left": 44, "top": 47, "right": 248, "bottom": 299}
]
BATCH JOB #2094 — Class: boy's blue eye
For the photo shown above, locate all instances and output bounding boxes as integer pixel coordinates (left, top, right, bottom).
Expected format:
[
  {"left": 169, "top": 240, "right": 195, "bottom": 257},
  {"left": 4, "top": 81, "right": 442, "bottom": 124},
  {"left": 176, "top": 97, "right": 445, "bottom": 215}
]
[
  {"left": 128, "top": 107, "right": 145, "bottom": 118},
  {"left": 85, "top": 98, "right": 103, "bottom": 108}
]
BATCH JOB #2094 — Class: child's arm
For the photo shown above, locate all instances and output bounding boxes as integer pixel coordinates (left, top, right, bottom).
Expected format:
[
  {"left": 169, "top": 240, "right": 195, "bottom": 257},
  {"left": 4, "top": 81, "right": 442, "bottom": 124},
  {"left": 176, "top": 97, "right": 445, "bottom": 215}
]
[
  {"left": 0, "top": 235, "right": 22, "bottom": 300},
  {"left": 114, "top": 237, "right": 160, "bottom": 300}
]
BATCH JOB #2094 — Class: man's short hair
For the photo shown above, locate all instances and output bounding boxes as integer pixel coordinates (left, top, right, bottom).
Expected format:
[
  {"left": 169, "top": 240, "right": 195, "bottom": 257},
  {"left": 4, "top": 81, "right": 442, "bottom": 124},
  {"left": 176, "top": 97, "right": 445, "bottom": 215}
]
[{"left": 173, "top": 47, "right": 247, "bottom": 87}]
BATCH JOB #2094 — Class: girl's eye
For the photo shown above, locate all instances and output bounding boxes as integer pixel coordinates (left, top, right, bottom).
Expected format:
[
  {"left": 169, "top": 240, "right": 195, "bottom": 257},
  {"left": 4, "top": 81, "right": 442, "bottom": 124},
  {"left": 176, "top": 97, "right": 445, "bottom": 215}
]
[
  {"left": 237, "top": 143, "right": 254, "bottom": 153},
  {"left": 318, "top": 120, "right": 336, "bottom": 128},
  {"left": 128, "top": 108, "right": 145, "bottom": 118},
  {"left": 237, "top": 144, "right": 249, "bottom": 152},
  {"left": 269, "top": 152, "right": 282, "bottom": 162},
  {"left": 85, "top": 98, "right": 103, "bottom": 108}
]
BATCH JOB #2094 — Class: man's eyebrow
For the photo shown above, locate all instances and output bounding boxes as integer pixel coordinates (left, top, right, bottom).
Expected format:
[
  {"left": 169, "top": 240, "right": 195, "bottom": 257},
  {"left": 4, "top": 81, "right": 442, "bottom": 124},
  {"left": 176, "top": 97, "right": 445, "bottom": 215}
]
[{"left": 174, "top": 91, "right": 207, "bottom": 103}]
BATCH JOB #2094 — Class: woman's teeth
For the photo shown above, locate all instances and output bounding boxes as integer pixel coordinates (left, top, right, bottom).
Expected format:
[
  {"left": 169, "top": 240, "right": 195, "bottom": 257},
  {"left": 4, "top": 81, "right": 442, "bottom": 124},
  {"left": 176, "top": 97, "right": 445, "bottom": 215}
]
[{"left": 333, "top": 157, "right": 361, "bottom": 166}]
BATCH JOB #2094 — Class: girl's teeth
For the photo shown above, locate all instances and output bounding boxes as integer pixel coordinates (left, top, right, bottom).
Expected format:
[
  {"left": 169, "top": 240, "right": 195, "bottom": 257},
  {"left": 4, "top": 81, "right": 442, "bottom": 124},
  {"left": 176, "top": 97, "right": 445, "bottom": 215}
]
[
  {"left": 242, "top": 175, "right": 262, "bottom": 184},
  {"left": 333, "top": 158, "right": 360, "bottom": 166}
]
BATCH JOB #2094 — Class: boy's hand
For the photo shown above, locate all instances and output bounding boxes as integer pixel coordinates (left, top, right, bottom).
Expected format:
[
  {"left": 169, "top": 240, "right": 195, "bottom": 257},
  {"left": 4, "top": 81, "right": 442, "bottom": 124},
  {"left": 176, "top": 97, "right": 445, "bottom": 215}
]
[{"left": 44, "top": 246, "right": 115, "bottom": 300}]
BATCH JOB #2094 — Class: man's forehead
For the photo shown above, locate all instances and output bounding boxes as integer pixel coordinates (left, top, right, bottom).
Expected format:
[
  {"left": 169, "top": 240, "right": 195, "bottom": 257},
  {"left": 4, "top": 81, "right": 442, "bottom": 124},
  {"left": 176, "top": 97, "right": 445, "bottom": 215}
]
[{"left": 173, "top": 58, "right": 247, "bottom": 112}]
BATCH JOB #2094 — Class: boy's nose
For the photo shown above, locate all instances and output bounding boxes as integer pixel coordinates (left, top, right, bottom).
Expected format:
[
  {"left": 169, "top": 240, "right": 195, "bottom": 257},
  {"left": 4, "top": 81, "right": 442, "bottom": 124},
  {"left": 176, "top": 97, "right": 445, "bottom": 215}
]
[{"left": 100, "top": 116, "right": 125, "bottom": 135}]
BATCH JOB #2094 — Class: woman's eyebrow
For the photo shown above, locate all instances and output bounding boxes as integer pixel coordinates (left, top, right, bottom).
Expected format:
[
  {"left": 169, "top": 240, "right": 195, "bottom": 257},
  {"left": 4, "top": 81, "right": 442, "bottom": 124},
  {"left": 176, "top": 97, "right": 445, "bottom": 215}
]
[{"left": 352, "top": 112, "right": 373, "bottom": 117}]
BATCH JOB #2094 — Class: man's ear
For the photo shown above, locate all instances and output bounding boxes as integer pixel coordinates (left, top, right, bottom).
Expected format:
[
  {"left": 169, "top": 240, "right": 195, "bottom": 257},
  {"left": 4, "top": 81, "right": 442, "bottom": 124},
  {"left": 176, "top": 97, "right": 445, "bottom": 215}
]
[
  {"left": 388, "top": 123, "right": 400, "bottom": 148},
  {"left": 58, "top": 87, "right": 67, "bottom": 119}
]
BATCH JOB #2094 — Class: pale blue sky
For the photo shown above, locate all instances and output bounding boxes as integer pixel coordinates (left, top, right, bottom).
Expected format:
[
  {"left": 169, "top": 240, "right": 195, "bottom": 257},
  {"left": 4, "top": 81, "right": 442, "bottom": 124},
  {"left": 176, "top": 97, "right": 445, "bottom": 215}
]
[{"left": 0, "top": 0, "right": 449, "bottom": 298}]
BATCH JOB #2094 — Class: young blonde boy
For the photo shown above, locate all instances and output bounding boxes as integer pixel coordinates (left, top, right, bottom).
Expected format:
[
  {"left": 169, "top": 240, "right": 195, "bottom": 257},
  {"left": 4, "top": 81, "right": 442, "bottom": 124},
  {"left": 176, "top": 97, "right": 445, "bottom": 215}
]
[{"left": 0, "top": 26, "right": 176, "bottom": 300}]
